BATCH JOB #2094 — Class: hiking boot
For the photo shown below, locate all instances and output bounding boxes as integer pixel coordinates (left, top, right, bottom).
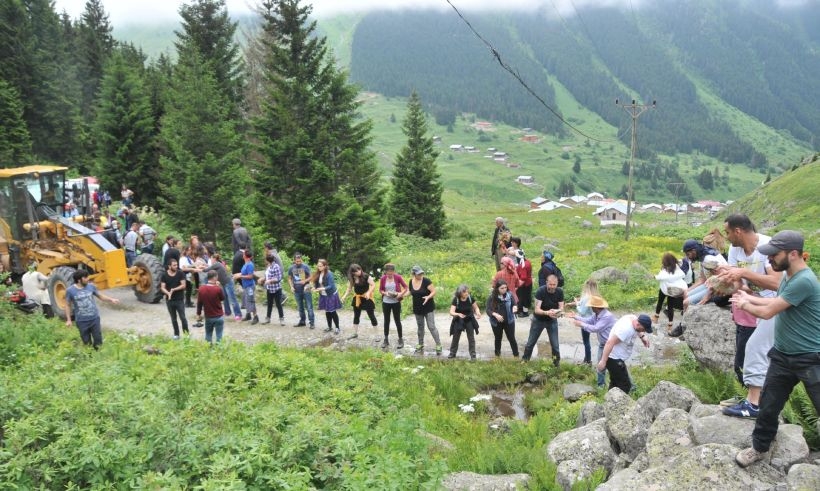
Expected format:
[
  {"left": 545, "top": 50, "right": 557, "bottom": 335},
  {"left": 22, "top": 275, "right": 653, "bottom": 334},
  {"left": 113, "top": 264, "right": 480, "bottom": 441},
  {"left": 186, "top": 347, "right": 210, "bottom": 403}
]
[
  {"left": 381, "top": 338, "right": 389, "bottom": 349},
  {"left": 250, "top": 316, "right": 259, "bottom": 325},
  {"left": 435, "top": 345, "right": 443, "bottom": 356},
  {"left": 722, "top": 400, "right": 759, "bottom": 418},
  {"left": 397, "top": 338, "right": 404, "bottom": 349},
  {"left": 736, "top": 447, "right": 768, "bottom": 468},
  {"left": 242, "top": 313, "right": 252, "bottom": 322}
]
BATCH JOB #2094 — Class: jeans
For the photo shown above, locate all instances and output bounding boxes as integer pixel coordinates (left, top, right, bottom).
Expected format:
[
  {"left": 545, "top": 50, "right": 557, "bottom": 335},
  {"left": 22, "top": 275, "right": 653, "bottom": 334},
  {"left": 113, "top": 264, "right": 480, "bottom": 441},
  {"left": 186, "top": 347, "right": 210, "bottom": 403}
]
[
  {"left": 222, "top": 282, "right": 242, "bottom": 317},
  {"left": 204, "top": 316, "right": 224, "bottom": 343},
  {"left": 141, "top": 243, "right": 154, "bottom": 255},
  {"left": 383, "top": 302, "right": 403, "bottom": 338},
  {"left": 734, "top": 323, "right": 757, "bottom": 385},
  {"left": 242, "top": 285, "right": 256, "bottom": 315},
  {"left": 294, "top": 289, "right": 315, "bottom": 325},
  {"left": 166, "top": 299, "right": 188, "bottom": 336},
  {"left": 125, "top": 250, "right": 136, "bottom": 268},
  {"left": 491, "top": 320, "right": 518, "bottom": 357},
  {"left": 687, "top": 283, "right": 709, "bottom": 305},
  {"left": 596, "top": 344, "right": 606, "bottom": 386},
  {"left": 522, "top": 317, "right": 560, "bottom": 366},
  {"left": 266, "top": 290, "right": 284, "bottom": 320},
  {"left": 752, "top": 348, "right": 820, "bottom": 452},
  {"left": 76, "top": 317, "right": 103, "bottom": 349},
  {"left": 581, "top": 330, "right": 592, "bottom": 363},
  {"left": 415, "top": 312, "right": 441, "bottom": 347}
]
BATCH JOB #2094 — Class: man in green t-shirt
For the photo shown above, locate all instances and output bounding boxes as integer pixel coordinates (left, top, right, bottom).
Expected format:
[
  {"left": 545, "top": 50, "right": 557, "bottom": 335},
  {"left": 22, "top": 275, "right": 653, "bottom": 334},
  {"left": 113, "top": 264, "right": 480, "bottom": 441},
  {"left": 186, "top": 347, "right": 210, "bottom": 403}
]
[{"left": 731, "top": 230, "right": 820, "bottom": 467}]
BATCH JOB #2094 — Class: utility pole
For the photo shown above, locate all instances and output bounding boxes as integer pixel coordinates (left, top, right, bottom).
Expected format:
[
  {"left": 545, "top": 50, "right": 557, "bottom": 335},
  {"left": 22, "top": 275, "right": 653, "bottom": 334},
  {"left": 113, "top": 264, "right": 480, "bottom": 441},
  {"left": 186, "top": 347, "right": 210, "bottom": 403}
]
[
  {"left": 615, "top": 98, "right": 655, "bottom": 241},
  {"left": 668, "top": 182, "right": 684, "bottom": 223}
]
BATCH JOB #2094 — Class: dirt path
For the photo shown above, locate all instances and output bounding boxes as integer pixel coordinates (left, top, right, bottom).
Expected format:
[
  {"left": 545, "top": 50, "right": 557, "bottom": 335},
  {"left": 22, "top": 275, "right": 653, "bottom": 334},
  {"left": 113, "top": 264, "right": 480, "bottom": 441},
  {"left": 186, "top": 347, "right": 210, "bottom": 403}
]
[{"left": 97, "top": 287, "right": 684, "bottom": 364}]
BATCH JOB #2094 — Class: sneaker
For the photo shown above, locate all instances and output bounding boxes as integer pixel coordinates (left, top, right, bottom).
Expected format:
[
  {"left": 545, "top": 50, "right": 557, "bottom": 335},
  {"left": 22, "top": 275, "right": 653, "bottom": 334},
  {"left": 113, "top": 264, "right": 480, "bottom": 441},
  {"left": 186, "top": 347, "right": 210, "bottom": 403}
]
[
  {"left": 435, "top": 345, "right": 443, "bottom": 355},
  {"left": 242, "top": 313, "right": 252, "bottom": 322},
  {"left": 736, "top": 447, "right": 768, "bottom": 468},
  {"left": 397, "top": 338, "right": 404, "bottom": 349},
  {"left": 172, "top": 335, "right": 180, "bottom": 340},
  {"left": 234, "top": 315, "right": 242, "bottom": 321},
  {"left": 414, "top": 344, "right": 424, "bottom": 354},
  {"left": 348, "top": 333, "right": 359, "bottom": 340},
  {"left": 722, "top": 400, "right": 759, "bottom": 418},
  {"left": 381, "top": 338, "right": 389, "bottom": 349},
  {"left": 279, "top": 318, "right": 285, "bottom": 326},
  {"left": 720, "top": 396, "right": 744, "bottom": 407},
  {"left": 251, "top": 316, "right": 259, "bottom": 325},
  {"left": 294, "top": 322, "right": 306, "bottom": 327},
  {"left": 262, "top": 317, "right": 271, "bottom": 324},
  {"left": 309, "top": 324, "right": 315, "bottom": 330},
  {"left": 334, "top": 328, "right": 340, "bottom": 335},
  {"left": 192, "top": 321, "right": 204, "bottom": 328}
]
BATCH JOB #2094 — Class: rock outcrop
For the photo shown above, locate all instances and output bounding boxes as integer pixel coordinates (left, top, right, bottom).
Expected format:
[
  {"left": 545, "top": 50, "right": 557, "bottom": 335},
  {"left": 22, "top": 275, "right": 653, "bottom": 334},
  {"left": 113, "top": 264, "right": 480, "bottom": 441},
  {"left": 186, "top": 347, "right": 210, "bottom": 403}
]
[
  {"left": 682, "top": 303, "right": 736, "bottom": 371},
  {"left": 547, "top": 381, "right": 817, "bottom": 490}
]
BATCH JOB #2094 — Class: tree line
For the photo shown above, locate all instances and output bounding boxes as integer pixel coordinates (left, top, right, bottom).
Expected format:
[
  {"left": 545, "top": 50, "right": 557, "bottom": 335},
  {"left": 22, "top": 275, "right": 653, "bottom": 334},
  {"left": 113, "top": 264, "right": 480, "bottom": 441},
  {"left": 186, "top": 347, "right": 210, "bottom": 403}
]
[{"left": 0, "top": 0, "right": 446, "bottom": 272}]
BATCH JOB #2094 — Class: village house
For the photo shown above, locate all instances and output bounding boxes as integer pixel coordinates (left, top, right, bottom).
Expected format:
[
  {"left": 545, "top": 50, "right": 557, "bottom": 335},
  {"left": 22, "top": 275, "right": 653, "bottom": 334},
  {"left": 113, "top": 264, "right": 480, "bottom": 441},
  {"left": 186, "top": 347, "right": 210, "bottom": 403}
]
[
  {"left": 529, "top": 200, "right": 572, "bottom": 212},
  {"left": 521, "top": 134, "right": 540, "bottom": 143},
  {"left": 530, "top": 196, "right": 549, "bottom": 209},
  {"left": 640, "top": 203, "right": 663, "bottom": 213},
  {"left": 559, "top": 195, "right": 587, "bottom": 205},
  {"left": 449, "top": 144, "right": 464, "bottom": 152},
  {"left": 593, "top": 202, "right": 629, "bottom": 226},
  {"left": 516, "top": 175, "right": 535, "bottom": 185}
]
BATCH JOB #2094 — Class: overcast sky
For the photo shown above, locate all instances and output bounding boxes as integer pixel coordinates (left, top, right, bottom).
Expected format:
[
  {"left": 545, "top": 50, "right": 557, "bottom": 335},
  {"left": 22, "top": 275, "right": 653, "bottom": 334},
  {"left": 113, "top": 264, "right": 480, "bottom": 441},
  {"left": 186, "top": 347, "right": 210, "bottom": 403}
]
[{"left": 52, "top": 0, "right": 810, "bottom": 26}]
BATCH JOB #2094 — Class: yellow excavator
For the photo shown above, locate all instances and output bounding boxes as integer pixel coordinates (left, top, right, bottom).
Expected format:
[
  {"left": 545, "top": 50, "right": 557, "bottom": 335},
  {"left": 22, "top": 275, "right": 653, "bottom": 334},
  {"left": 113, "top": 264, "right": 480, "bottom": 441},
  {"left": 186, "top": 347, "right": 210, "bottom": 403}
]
[{"left": 0, "top": 165, "right": 163, "bottom": 318}]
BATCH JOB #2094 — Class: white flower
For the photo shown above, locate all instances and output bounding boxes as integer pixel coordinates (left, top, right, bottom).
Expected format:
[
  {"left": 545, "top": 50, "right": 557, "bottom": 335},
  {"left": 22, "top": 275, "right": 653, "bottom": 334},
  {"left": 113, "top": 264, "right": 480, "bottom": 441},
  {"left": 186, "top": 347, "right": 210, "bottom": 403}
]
[
  {"left": 458, "top": 403, "right": 475, "bottom": 413},
  {"left": 469, "top": 393, "right": 492, "bottom": 402},
  {"left": 394, "top": 354, "right": 404, "bottom": 360}
]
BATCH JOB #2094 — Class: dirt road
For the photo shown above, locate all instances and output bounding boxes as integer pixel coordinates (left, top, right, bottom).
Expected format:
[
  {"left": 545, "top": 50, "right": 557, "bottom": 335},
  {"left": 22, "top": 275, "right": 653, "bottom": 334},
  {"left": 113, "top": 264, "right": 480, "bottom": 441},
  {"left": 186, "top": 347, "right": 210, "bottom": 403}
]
[{"left": 96, "top": 287, "right": 683, "bottom": 363}]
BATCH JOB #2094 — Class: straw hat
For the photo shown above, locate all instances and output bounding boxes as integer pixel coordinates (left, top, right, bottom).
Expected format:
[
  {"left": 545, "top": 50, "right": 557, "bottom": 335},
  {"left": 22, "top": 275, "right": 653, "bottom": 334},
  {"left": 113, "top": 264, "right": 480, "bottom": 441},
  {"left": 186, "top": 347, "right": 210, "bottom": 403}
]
[{"left": 587, "top": 295, "right": 609, "bottom": 309}]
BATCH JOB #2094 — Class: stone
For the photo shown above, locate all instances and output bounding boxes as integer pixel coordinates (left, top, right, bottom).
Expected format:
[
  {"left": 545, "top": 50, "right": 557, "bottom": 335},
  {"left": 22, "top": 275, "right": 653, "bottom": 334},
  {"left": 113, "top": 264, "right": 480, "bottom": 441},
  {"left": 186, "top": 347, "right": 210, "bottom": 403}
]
[
  {"left": 637, "top": 380, "right": 698, "bottom": 421},
  {"left": 646, "top": 408, "right": 695, "bottom": 466},
  {"left": 440, "top": 471, "right": 530, "bottom": 490},
  {"left": 563, "top": 383, "right": 595, "bottom": 402},
  {"left": 589, "top": 266, "right": 629, "bottom": 284},
  {"left": 576, "top": 401, "right": 605, "bottom": 428},
  {"left": 689, "top": 402, "right": 724, "bottom": 418},
  {"left": 786, "top": 463, "right": 820, "bottom": 490},
  {"left": 604, "top": 388, "right": 647, "bottom": 459},
  {"left": 547, "top": 418, "right": 617, "bottom": 476},
  {"left": 682, "top": 303, "right": 735, "bottom": 371},
  {"left": 577, "top": 250, "right": 590, "bottom": 256},
  {"left": 581, "top": 220, "right": 592, "bottom": 228},
  {"left": 770, "top": 424, "right": 811, "bottom": 472},
  {"left": 526, "top": 372, "right": 547, "bottom": 385},
  {"left": 415, "top": 429, "right": 455, "bottom": 452},
  {"left": 691, "top": 414, "right": 755, "bottom": 448},
  {"left": 555, "top": 459, "right": 593, "bottom": 491}
]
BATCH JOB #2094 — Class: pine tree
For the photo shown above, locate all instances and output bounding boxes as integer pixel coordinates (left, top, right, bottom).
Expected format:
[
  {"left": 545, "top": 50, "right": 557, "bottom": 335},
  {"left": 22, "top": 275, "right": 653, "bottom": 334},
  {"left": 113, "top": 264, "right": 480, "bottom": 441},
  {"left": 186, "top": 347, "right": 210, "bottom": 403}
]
[
  {"left": 93, "top": 51, "right": 158, "bottom": 205},
  {"left": 176, "top": 0, "right": 245, "bottom": 115},
  {"left": 250, "top": 0, "right": 389, "bottom": 270},
  {"left": 572, "top": 157, "right": 581, "bottom": 174},
  {"left": 76, "top": 0, "right": 114, "bottom": 120},
  {"left": 389, "top": 91, "right": 446, "bottom": 240},
  {"left": 158, "top": 47, "right": 245, "bottom": 245},
  {"left": 0, "top": 78, "right": 32, "bottom": 165}
]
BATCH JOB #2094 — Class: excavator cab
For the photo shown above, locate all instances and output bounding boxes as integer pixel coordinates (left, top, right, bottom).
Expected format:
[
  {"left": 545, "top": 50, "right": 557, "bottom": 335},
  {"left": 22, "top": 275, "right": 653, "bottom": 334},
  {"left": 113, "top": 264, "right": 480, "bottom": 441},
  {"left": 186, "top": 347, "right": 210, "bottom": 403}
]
[{"left": 0, "top": 165, "right": 163, "bottom": 318}]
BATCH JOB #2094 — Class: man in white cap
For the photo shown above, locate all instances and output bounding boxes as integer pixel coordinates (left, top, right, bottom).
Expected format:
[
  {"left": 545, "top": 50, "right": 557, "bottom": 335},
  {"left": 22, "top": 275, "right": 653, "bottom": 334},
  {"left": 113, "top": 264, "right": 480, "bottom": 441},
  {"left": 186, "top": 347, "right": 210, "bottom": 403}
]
[{"left": 733, "top": 230, "right": 820, "bottom": 467}]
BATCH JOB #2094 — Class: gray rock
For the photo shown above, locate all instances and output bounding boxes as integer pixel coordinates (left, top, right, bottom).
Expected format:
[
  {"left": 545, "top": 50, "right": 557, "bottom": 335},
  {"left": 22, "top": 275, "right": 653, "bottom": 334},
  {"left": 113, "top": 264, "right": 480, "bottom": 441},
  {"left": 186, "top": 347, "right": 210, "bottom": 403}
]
[
  {"left": 526, "top": 372, "right": 547, "bottom": 385},
  {"left": 577, "top": 250, "right": 590, "bottom": 256},
  {"left": 771, "top": 424, "right": 811, "bottom": 472},
  {"left": 547, "top": 418, "right": 617, "bottom": 475},
  {"left": 683, "top": 303, "right": 735, "bottom": 371},
  {"left": 690, "top": 402, "right": 724, "bottom": 418},
  {"left": 440, "top": 472, "right": 530, "bottom": 490},
  {"left": 594, "top": 242, "right": 607, "bottom": 251},
  {"left": 691, "top": 414, "right": 755, "bottom": 448},
  {"left": 646, "top": 408, "right": 695, "bottom": 466},
  {"left": 555, "top": 459, "right": 593, "bottom": 491},
  {"left": 604, "top": 388, "right": 647, "bottom": 459},
  {"left": 589, "top": 266, "right": 629, "bottom": 284},
  {"left": 576, "top": 401, "right": 605, "bottom": 428},
  {"left": 597, "top": 468, "right": 641, "bottom": 491},
  {"left": 787, "top": 463, "right": 820, "bottom": 490},
  {"left": 487, "top": 417, "right": 512, "bottom": 435},
  {"left": 415, "top": 429, "right": 455, "bottom": 452},
  {"left": 563, "top": 383, "right": 595, "bottom": 402},
  {"left": 637, "top": 380, "right": 698, "bottom": 421},
  {"left": 581, "top": 220, "right": 592, "bottom": 228}
]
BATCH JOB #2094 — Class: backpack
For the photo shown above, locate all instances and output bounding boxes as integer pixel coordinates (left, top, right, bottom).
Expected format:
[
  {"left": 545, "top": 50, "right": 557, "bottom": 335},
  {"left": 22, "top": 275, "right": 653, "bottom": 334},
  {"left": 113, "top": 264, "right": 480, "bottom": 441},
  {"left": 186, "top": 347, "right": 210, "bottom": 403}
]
[{"left": 545, "top": 260, "right": 565, "bottom": 288}]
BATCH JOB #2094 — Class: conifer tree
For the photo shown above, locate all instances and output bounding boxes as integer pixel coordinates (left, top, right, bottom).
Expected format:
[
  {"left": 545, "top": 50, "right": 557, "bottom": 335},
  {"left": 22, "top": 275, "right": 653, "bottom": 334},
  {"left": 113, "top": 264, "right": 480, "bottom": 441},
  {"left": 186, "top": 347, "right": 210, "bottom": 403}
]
[
  {"left": 76, "top": 0, "right": 114, "bottom": 120},
  {"left": 0, "top": 78, "right": 32, "bottom": 165},
  {"left": 158, "top": 47, "right": 245, "bottom": 245},
  {"left": 389, "top": 91, "right": 446, "bottom": 240},
  {"left": 251, "top": 0, "right": 389, "bottom": 269},
  {"left": 176, "top": 0, "right": 245, "bottom": 115},
  {"left": 93, "top": 51, "right": 158, "bottom": 204}
]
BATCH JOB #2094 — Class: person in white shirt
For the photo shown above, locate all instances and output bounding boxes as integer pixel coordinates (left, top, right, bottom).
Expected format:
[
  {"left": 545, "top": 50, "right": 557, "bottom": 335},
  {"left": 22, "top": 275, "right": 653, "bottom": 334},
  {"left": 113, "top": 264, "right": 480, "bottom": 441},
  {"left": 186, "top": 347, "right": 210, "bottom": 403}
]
[
  {"left": 597, "top": 314, "right": 653, "bottom": 394},
  {"left": 21, "top": 263, "right": 53, "bottom": 318}
]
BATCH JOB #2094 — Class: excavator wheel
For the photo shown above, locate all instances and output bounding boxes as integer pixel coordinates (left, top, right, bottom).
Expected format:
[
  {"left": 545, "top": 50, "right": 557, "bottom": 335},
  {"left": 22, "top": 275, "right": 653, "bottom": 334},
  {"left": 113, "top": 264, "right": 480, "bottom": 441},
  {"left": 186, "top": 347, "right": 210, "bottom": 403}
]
[
  {"left": 132, "top": 254, "right": 164, "bottom": 304},
  {"left": 48, "top": 266, "right": 77, "bottom": 320}
]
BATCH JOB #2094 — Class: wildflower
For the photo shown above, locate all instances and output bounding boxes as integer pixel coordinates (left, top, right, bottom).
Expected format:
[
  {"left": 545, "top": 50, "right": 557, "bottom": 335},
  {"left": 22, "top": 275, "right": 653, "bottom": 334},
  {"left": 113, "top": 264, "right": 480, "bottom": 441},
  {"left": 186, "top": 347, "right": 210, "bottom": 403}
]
[
  {"left": 469, "top": 393, "right": 492, "bottom": 402},
  {"left": 458, "top": 403, "right": 475, "bottom": 413}
]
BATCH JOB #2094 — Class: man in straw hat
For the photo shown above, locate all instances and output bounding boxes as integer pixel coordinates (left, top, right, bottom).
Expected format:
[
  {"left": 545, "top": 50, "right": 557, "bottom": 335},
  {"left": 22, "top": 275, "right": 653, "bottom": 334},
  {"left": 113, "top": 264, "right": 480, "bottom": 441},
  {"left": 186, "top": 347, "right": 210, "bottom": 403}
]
[{"left": 568, "top": 295, "right": 617, "bottom": 388}]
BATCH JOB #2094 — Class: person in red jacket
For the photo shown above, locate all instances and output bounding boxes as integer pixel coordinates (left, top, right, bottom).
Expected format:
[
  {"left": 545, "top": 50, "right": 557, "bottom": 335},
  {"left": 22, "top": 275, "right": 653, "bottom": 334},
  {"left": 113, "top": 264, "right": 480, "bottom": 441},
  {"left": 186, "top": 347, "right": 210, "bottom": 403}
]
[
  {"left": 197, "top": 270, "right": 226, "bottom": 344},
  {"left": 492, "top": 256, "right": 521, "bottom": 305},
  {"left": 515, "top": 246, "right": 533, "bottom": 317}
]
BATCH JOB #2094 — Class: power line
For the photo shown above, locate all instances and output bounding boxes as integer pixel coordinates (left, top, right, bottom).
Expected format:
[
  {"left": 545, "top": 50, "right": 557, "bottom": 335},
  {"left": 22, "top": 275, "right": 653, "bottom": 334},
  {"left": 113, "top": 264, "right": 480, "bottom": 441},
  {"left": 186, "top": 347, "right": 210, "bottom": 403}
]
[
  {"left": 445, "top": 0, "right": 618, "bottom": 143},
  {"left": 616, "top": 98, "right": 656, "bottom": 241}
]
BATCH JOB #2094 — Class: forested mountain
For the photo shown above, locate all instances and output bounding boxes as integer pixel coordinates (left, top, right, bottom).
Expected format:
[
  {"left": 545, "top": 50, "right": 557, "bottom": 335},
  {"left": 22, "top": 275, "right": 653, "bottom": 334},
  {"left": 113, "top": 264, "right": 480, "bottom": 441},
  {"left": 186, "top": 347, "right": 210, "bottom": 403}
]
[{"left": 348, "top": 0, "right": 820, "bottom": 167}]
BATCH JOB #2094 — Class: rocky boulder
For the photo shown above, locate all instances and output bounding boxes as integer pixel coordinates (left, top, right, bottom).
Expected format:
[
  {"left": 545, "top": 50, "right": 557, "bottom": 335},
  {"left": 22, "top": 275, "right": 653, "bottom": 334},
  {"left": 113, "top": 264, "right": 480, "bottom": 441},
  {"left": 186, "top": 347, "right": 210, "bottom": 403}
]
[
  {"left": 440, "top": 471, "right": 530, "bottom": 490},
  {"left": 682, "top": 303, "right": 735, "bottom": 371},
  {"left": 590, "top": 267, "right": 629, "bottom": 284}
]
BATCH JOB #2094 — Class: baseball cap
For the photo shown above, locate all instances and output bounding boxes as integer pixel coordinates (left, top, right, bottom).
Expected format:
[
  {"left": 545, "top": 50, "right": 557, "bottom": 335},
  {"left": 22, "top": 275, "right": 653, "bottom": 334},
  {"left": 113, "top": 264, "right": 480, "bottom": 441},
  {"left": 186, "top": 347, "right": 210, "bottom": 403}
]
[
  {"left": 682, "top": 239, "right": 699, "bottom": 253},
  {"left": 411, "top": 265, "right": 424, "bottom": 275},
  {"left": 757, "top": 230, "right": 804, "bottom": 256},
  {"left": 636, "top": 314, "right": 653, "bottom": 333}
]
